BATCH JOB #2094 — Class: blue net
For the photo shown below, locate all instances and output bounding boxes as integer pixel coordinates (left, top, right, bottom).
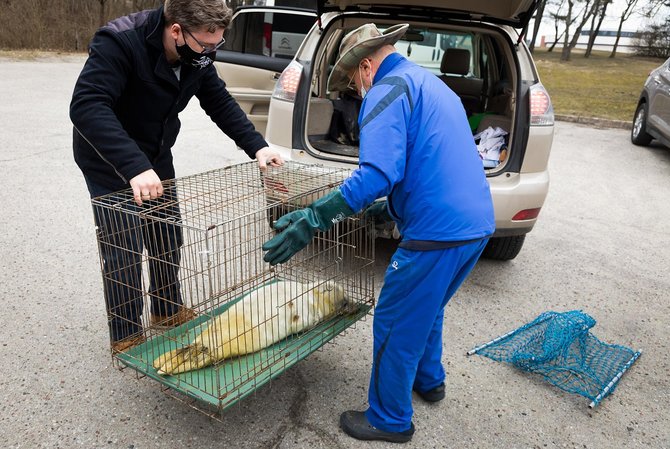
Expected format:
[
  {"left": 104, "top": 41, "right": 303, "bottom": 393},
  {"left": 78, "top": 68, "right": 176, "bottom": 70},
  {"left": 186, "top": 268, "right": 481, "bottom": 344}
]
[{"left": 469, "top": 310, "right": 641, "bottom": 407}]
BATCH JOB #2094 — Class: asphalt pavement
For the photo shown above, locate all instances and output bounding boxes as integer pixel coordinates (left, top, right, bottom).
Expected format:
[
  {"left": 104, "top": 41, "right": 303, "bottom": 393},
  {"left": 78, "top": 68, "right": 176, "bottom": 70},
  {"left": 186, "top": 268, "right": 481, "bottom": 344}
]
[{"left": 0, "top": 53, "right": 668, "bottom": 449}]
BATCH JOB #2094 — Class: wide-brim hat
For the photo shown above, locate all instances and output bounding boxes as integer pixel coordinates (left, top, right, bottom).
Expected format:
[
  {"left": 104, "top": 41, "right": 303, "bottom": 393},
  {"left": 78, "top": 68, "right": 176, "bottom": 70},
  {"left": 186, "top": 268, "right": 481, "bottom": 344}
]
[{"left": 327, "top": 23, "right": 409, "bottom": 92}]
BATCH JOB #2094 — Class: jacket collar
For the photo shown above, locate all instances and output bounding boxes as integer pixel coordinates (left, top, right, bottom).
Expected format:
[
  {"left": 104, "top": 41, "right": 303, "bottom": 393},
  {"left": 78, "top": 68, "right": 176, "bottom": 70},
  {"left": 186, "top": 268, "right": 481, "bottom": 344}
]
[
  {"left": 373, "top": 52, "right": 405, "bottom": 84},
  {"left": 145, "top": 6, "right": 181, "bottom": 89}
]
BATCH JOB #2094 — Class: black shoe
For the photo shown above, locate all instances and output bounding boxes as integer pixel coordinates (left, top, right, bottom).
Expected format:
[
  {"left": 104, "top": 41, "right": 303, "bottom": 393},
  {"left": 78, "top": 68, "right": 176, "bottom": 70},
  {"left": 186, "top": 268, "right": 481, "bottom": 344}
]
[
  {"left": 339, "top": 410, "right": 414, "bottom": 443},
  {"left": 413, "top": 383, "right": 445, "bottom": 403}
]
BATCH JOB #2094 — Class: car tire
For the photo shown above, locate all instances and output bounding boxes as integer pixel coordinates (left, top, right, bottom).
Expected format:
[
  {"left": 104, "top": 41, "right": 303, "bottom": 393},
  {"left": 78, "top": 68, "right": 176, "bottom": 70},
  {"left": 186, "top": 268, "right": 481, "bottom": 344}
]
[
  {"left": 482, "top": 235, "right": 525, "bottom": 261},
  {"left": 631, "top": 102, "right": 653, "bottom": 146}
]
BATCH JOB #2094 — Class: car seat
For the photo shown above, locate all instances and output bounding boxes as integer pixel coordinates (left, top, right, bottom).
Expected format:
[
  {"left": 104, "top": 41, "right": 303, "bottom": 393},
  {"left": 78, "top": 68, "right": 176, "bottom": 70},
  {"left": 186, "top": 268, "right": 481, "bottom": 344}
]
[{"left": 439, "top": 48, "right": 484, "bottom": 115}]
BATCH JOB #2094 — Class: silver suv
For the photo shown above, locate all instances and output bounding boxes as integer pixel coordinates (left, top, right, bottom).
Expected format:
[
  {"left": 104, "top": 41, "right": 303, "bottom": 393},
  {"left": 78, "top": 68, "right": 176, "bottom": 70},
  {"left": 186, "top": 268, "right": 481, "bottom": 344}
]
[
  {"left": 632, "top": 57, "right": 670, "bottom": 149},
  {"left": 216, "top": 1, "right": 555, "bottom": 260}
]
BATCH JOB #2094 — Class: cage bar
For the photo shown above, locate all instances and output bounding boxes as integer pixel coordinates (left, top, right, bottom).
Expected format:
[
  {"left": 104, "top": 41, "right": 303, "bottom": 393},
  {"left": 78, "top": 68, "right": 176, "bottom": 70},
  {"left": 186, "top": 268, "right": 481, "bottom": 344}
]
[{"left": 91, "top": 161, "right": 375, "bottom": 417}]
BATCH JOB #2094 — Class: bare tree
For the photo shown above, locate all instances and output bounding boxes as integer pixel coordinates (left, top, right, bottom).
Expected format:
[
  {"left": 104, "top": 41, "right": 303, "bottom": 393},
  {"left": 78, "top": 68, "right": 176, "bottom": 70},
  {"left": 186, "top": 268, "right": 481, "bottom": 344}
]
[
  {"left": 643, "top": 0, "right": 670, "bottom": 15},
  {"left": 97, "top": 0, "right": 107, "bottom": 27},
  {"left": 557, "top": 0, "right": 577, "bottom": 58},
  {"left": 584, "top": 0, "right": 611, "bottom": 57},
  {"left": 634, "top": 0, "right": 670, "bottom": 58},
  {"left": 547, "top": 0, "right": 567, "bottom": 52},
  {"left": 0, "top": 0, "right": 161, "bottom": 51},
  {"left": 528, "top": 0, "right": 548, "bottom": 52},
  {"left": 561, "top": 0, "right": 598, "bottom": 61},
  {"left": 133, "top": 0, "right": 156, "bottom": 9},
  {"left": 636, "top": 22, "right": 670, "bottom": 57},
  {"left": 609, "top": 0, "right": 641, "bottom": 58}
]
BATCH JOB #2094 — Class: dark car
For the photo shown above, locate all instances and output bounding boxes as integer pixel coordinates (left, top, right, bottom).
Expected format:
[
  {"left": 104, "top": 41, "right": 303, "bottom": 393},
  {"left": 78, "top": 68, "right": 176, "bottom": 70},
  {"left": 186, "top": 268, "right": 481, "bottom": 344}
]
[{"left": 632, "top": 57, "right": 670, "bottom": 149}]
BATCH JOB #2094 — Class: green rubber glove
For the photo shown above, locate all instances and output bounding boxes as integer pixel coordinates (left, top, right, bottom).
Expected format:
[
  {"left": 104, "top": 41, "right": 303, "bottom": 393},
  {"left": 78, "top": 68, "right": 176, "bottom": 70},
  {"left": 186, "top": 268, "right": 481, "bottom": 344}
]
[
  {"left": 365, "top": 200, "right": 393, "bottom": 224},
  {"left": 262, "top": 189, "right": 355, "bottom": 265}
]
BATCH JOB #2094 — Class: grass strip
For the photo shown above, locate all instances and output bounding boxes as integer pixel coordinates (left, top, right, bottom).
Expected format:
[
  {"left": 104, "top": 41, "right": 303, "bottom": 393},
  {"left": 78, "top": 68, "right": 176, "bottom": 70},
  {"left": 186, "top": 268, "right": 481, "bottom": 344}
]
[{"left": 534, "top": 49, "right": 666, "bottom": 122}]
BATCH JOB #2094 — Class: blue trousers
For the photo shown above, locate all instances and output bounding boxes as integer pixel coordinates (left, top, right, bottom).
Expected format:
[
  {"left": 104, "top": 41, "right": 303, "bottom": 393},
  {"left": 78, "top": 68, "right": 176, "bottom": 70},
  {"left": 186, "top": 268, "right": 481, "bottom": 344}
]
[
  {"left": 365, "top": 239, "right": 488, "bottom": 432},
  {"left": 86, "top": 178, "right": 183, "bottom": 342}
]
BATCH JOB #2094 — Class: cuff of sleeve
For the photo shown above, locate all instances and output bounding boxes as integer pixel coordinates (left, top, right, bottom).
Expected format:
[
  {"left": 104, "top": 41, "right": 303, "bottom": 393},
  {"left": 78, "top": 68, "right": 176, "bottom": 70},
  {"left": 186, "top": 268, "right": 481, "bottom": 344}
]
[
  {"left": 338, "top": 187, "right": 358, "bottom": 214},
  {"left": 121, "top": 159, "right": 154, "bottom": 184},
  {"left": 243, "top": 136, "right": 269, "bottom": 159}
]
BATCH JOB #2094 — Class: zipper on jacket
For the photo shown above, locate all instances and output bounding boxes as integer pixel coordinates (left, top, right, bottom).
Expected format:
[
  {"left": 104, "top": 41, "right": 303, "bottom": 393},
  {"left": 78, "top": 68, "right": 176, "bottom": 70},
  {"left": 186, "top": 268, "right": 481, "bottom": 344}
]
[{"left": 74, "top": 125, "right": 128, "bottom": 184}]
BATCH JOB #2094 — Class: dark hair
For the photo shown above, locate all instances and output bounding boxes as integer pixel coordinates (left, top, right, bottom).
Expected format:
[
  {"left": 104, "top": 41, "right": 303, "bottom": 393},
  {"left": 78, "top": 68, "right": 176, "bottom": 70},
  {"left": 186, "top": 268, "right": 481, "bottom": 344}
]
[{"left": 164, "top": 0, "right": 232, "bottom": 32}]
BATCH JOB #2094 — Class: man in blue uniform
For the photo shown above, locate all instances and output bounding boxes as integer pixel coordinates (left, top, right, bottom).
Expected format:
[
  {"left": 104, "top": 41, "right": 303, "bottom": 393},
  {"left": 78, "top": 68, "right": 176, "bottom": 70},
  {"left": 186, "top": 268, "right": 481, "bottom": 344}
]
[
  {"left": 262, "top": 23, "right": 494, "bottom": 443},
  {"left": 71, "top": 0, "right": 283, "bottom": 353}
]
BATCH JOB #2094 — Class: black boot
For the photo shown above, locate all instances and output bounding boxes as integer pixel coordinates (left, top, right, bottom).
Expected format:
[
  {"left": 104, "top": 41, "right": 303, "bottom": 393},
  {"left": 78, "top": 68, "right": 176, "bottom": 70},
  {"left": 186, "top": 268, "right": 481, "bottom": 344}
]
[
  {"left": 339, "top": 410, "right": 414, "bottom": 443},
  {"left": 413, "top": 383, "right": 445, "bottom": 403}
]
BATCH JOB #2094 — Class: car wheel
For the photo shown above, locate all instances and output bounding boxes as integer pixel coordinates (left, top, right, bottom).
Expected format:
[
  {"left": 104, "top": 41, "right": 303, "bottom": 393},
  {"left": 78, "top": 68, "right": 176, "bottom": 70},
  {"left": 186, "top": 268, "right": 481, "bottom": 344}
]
[
  {"left": 631, "top": 102, "right": 653, "bottom": 146},
  {"left": 481, "top": 235, "right": 526, "bottom": 261}
]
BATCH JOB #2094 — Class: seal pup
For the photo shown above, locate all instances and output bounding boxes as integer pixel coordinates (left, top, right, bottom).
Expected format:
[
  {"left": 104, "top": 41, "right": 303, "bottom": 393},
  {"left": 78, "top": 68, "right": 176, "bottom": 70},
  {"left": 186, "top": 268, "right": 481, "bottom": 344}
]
[{"left": 153, "top": 280, "right": 347, "bottom": 375}]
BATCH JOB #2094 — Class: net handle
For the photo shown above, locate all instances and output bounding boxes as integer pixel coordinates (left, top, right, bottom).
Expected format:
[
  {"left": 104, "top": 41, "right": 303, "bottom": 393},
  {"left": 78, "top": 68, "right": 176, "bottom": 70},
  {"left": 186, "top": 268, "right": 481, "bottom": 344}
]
[{"left": 589, "top": 349, "right": 642, "bottom": 408}]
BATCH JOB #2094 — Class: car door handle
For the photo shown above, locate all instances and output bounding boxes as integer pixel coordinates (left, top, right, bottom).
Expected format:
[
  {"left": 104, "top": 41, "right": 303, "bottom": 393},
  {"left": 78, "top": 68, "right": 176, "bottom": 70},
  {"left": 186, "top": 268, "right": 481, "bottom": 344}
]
[{"left": 272, "top": 72, "right": 281, "bottom": 80}]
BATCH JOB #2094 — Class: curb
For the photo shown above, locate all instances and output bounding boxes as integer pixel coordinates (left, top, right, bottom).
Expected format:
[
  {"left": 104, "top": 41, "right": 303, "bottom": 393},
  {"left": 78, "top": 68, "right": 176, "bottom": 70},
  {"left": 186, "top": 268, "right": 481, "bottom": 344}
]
[{"left": 555, "top": 114, "right": 631, "bottom": 130}]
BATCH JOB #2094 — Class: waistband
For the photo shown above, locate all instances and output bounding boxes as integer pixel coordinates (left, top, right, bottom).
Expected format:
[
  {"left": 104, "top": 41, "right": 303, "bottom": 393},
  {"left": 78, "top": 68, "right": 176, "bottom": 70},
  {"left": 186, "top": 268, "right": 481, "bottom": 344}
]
[{"left": 398, "top": 238, "right": 487, "bottom": 251}]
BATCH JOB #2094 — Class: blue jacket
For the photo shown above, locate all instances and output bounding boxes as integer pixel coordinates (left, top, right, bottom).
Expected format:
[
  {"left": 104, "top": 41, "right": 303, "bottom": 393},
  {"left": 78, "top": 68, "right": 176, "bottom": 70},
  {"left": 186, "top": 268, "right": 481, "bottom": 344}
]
[
  {"left": 340, "top": 53, "right": 495, "bottom": 242},
  {"left": 70, "top": 7, "right": 267, "bottom": 191}
]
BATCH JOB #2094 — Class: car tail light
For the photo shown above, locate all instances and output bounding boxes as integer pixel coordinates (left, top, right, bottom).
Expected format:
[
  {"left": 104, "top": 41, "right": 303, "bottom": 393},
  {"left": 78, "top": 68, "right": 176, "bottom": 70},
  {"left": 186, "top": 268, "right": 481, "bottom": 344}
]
[
  {"left": 529, "top": 84, "right": 554, "bottom": 126},
  {"left": 272, "top": 61, "right": 303, "bottom": 102},
  {"left": 512, "top": 208, "right": 542, "bottom": 221}
]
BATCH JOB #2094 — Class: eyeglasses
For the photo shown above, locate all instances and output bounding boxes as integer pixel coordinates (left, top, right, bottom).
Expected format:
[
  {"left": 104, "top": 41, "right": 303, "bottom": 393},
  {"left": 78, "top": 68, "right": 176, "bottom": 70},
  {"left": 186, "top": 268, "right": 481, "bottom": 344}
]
[
  {"left": 347, "top": 69, "right": 358, "bottom": 91},
  {"left": 183, "top": 27, "right": 226, "bottom": 53}
]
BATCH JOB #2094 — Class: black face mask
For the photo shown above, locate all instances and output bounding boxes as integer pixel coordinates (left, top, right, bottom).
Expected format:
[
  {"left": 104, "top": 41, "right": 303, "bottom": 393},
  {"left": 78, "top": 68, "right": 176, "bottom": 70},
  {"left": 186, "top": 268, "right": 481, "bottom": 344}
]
[{"left": 175, "top": 40, "right": 215, "bottom": 69}]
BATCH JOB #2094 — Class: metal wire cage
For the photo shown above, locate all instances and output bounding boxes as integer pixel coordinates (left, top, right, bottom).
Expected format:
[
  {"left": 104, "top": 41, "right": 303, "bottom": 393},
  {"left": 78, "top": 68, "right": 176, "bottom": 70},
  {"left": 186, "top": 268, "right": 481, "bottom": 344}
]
[{"left": 91, "top": 161, "right": 375, "bottom": 416}]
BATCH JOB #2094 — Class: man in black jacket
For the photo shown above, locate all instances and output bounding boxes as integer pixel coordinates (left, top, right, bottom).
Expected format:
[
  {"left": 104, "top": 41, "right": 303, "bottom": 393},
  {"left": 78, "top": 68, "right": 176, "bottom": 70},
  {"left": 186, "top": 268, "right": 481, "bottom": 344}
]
[{"left": 70, "top": 0, "right": 283, "bottom": 352}]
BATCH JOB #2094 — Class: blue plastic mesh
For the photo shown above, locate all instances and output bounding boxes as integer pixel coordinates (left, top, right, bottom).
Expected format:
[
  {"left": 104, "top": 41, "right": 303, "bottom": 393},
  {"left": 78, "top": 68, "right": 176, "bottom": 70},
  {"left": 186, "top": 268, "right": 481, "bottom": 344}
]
[{"left": 470, "top": 310, "right": 641, "bottom": 407}]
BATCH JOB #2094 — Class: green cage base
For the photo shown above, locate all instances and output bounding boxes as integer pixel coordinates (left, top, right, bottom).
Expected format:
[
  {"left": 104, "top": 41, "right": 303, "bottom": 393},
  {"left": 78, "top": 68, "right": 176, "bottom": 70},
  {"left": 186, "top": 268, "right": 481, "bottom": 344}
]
[{"left": 116, "top": 293, "right": 371, "bottom": 411}]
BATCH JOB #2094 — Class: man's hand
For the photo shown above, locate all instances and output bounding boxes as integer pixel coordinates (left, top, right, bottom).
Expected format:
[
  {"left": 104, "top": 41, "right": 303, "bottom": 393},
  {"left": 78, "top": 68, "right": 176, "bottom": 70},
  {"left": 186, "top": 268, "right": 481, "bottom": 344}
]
[
  {"left": 129, "top": 169, "right": 163, "bottom": 206},
  {"left": 262, "top": 210, "right": 317, "bottom": 265},
  {"left": 255, "top": 147, "right": 284, "bottom": 171},
  {"left": 262, "top": 189, "right": 355, "bottom": 265}
]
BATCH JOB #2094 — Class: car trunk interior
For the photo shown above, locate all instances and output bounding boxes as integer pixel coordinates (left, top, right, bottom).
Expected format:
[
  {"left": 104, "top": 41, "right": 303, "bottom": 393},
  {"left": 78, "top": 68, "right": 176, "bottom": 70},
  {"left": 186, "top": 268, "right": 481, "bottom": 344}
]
[{"left": 304, "top": 17, "right": 517, "bottom": 173}]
